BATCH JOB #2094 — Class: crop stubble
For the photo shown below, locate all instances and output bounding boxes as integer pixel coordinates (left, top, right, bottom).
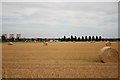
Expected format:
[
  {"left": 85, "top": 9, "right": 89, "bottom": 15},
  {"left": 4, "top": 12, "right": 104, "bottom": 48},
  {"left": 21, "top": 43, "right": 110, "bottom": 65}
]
[{"left": 2, "top": 42, "right": 119, "bottom": 78}]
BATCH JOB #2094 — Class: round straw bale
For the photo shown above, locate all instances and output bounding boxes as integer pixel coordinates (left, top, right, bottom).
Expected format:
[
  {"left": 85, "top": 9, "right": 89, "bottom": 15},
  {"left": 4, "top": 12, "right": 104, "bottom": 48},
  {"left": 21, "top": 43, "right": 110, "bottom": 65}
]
[
  {"left": 99, "top": 46, "right": 118, "bottom": 63},
  {"left": 25, "top": 40, "right": 28, "bottom": 42},
  {"left": 90, "top": 41, "right": 95, "bottom": 43},
  {"left": 73, "top": 41, "right": 76, "bottom": 43},
  {"left": 43, "top": 42, "right": 48, "bottom": 46},
  {"left": 8, "top": 42, "right": 13, "bottom": 45},
  {"left": 34, "top": 40, "right": 37, "bottom": 43},
  {"left": 105, "top": 41, "right": 111, "bottom": 46}
]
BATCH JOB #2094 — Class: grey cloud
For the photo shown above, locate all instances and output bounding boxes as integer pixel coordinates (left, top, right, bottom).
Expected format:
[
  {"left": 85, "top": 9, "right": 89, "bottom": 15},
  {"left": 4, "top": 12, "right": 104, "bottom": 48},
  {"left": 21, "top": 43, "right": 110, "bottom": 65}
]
[{"left": 2, "top": 2, "right": 118, "bottom": 38}]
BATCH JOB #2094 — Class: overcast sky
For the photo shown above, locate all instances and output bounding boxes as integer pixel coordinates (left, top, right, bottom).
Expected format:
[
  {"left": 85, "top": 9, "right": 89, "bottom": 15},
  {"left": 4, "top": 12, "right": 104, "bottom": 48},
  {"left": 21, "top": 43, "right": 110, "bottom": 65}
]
[{"left": 2, "top": 2, "right": 118, "bottom": 38}]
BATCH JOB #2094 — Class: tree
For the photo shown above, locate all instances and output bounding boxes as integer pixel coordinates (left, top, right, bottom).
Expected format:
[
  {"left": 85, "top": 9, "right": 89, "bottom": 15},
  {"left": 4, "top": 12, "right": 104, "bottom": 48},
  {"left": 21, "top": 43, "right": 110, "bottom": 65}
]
[
  {"left": 67, "top": 38, "right": 70, "bottom": 41},
  {"left": 96, "top": 36, "right": 98, "bottom": 41},
  {"left": 74, "top": 36, "right": 77, "bottom": 41},
  {"left": 32, "top": 38, "right": 35, "bottom": 41},
  {"left": 82, "top": 36, "right": 84, "bottom": 41},
  {"left": 71, "top": 35, "right": 74, "bottom": 41},
  {"left": 58, "top": 38, "right": 61, "bottom": 41},
  {"left": 99, "top": 36, "right": 102, "bottom": 41},
  {"left": 2, "top": 36, "right": 6, "bottom": 42},
  {"left": 85, "top": 36, "right": 87, "bottom": 41},
  {"left": 78, "top": 37, "right": 81, "bottom": 41},
  {"left": 88, "top": 36, "right": 91, "bottom": 41},
  {"left": 11, "top": 37, "right": 15, "bottom": 42},
  {"left": 63, "top": 36, "right": 66, "bottom": 41},
  {"left": 92, "top": 36, "right": 95, "bottom": 41},
  {"left": 16, "top": 37, "right": 20, "bottom": 41}
]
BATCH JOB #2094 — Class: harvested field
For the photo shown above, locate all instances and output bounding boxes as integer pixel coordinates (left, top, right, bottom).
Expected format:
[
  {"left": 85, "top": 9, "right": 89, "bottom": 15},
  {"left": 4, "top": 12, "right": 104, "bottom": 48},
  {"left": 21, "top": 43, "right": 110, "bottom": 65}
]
[{"left": 2, "top": 42, "right": 119, "bottom": 78}]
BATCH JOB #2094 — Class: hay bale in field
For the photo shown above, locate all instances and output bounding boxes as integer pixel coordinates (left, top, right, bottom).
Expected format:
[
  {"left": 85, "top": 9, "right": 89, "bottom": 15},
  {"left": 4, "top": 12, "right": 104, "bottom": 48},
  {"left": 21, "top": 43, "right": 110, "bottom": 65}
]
[
  {"left": 99, "top": 46, "right": 118, "bottom": 63},
  {"left": 43, "top": 42, "right": 48, "bottom": 46},
  {"left": 90, "top": 41, "right": 92, "bottom": 43},
  {"left": 90, "top": 41, "right": 95, "bottom": 43},
  {"left": 34, "top": 40, "right": 37, "bottom": 43},
  {"left": 73, "top": 41, "right": 76, "bottom": 43},
  {"left": 25, "top": 40, "right": 28, "bottom": 42},
  {"left": 105, "top": 41, "right": 111, "bottom": 46},
  {"left": 8, "top": 42, "right": 13, "bottom": 45}
]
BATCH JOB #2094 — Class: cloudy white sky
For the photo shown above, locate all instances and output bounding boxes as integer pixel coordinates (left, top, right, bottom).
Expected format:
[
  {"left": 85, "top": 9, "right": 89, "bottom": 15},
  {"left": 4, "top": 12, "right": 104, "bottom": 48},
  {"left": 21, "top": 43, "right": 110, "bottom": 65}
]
[{"left": 2, "top": 2, "right": 118, "bottom": 38}]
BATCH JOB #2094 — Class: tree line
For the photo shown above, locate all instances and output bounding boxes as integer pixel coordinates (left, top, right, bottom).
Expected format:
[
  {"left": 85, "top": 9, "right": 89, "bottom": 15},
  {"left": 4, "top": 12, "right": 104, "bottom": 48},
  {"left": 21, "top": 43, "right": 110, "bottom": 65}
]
[
  {"left": 1, "top": 35, "right": 49, "bottom": 42},
  {"left": 61, "top": 35, "right": 102, "bottom": 41},
  {"left": 1, "top": 35, "right": 119, "bottom": 42}
]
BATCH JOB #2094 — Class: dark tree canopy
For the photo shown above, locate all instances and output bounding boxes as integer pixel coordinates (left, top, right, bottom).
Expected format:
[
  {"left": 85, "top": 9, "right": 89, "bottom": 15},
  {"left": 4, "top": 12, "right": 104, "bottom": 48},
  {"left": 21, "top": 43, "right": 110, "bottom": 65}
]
[
  {"left": 82, "top": 36, "right": 84, "bottom": 41},
  {"left": 71, "top": 35, "right": 74, "bottom": 41},
  {"left": 78, "top": 37, "right": 81, "bottom": 41},
  {"left": 74, "top": 36, "right": 77, "bottom": 41},
  {"left": 88, "top": 36, "right": 91, "bottom": 41},
  {"left": 16, "top": 37, "right": 20, "bottom": 41},
  {"left": 11, "top": 37, "right": 15, "bottom": 42},
  {"left": 63, "top": 36, "right": 66, "bottom": 41},
  {"left": 96, "top": 36, "right": 98, "bottom": 41},
  {"left": 32, "top": 38, "right": 35, "bottom": 41},
  {"left": 99, "top": 36, "right": 102, "bottom": 41},
  {"left": 92, "top": 36, "right": 95, "bottom": 41},
  {"left": 2, "top": 36, "right": 6, "bottom": 41},
  {"left": 85, "top": 36, "right": 87, "bottom": 41}
]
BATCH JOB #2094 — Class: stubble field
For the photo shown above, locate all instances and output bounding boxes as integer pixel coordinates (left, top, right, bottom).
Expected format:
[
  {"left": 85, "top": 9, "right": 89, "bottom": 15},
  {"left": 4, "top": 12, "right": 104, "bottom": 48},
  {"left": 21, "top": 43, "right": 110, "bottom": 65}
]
[{"left": 2, "top": 42, "right": 119, "bottom": 78}]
